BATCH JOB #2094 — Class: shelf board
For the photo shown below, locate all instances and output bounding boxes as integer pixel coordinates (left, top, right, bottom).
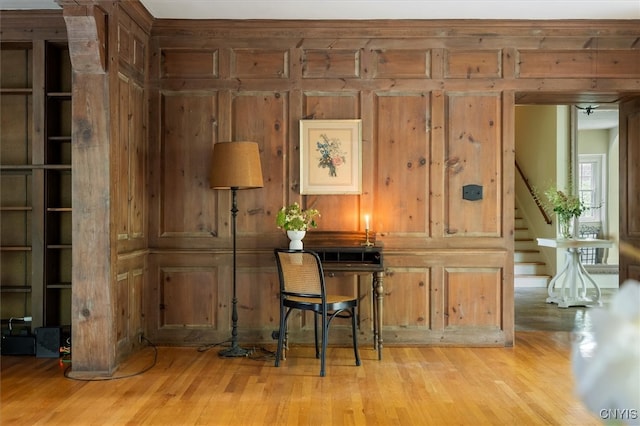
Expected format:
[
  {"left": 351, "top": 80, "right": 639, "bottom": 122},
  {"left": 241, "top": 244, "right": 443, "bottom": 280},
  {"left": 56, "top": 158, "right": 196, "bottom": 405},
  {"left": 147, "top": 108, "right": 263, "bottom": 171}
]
[
  {"left": 0, "top": 87, "right": 32, "bottom": 95},
  {"left": 47, "top": 207, "right": 72, "bottom": 212},
  {"left": 47, "top": 92, "right": 72, "bottom": 98},
  {"left": 0, "top": 165, "right": 34, "bottom": 171},
  {"left": 0, "top": 206, "right": 32, "bottom": 211},
  {"left": 0, "top": 246, "right": 32, "bottom": 251},
  {"left": 43, "top": 164, "right": 72, "bottom": 170},
  {"left": 0, "top": 165, "right": 72, "bottom": 171},
  {"left": 48, "top": 136, "right": 72, "bottom": 142},
  {"left": 0, "top": 286, "right": 32, "bottom": 293},
  {"left": 47, "top": 283, "right": 72, "bottom": 289},
  {"left": 46, "top": 244, "right": 72, "bottom": 249}
]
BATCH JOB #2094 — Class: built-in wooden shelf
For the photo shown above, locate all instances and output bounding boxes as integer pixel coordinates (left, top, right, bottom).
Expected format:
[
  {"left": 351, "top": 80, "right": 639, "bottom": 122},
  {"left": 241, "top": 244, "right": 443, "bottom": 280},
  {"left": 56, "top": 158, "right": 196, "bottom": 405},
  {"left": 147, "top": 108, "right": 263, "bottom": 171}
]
[
  {"left": 0, "top": 286, "right": 32, "bottom": 293},
  {"left": 0, "top": 206, "right": 32, "bottom": 211},
  {"left": 46, "top": 283, "right": 72, "bottom": 289},
  {"left": 46, "top": 244, "right": 72, "bottom": 249},
  {"left": 0, "top": 88, "right": 32, "bottom": 94}
]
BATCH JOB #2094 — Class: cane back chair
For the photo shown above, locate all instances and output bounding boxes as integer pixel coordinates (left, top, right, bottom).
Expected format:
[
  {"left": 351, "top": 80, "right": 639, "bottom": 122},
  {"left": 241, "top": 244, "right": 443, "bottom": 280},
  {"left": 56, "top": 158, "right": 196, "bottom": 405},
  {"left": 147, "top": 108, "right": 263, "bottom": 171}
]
[{"left": 273, "top": 249, "right": 361, "bottom": 376}]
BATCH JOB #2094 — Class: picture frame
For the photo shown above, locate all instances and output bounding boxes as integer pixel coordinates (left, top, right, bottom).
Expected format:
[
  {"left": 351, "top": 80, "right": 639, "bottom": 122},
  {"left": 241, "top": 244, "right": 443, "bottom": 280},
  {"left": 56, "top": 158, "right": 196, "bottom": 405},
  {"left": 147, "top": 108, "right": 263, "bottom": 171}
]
[{"left": 299, "top": 119, "right": 362, "bottom": 194}]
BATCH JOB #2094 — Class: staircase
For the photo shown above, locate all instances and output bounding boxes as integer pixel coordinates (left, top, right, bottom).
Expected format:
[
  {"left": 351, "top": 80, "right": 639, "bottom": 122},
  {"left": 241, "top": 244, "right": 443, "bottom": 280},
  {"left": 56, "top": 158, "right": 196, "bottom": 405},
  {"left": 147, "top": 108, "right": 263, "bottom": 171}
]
[{"left": 515, "top": 208, "right": 551, "bottom": 287}]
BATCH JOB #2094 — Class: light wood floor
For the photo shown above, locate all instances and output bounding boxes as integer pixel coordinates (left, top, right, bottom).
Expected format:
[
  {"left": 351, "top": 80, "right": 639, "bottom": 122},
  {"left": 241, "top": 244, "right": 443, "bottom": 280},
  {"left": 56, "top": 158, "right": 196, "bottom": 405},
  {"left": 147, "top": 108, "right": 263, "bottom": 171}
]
[{"left": 1, "top": 288, "right": 611, "bottom": 425}]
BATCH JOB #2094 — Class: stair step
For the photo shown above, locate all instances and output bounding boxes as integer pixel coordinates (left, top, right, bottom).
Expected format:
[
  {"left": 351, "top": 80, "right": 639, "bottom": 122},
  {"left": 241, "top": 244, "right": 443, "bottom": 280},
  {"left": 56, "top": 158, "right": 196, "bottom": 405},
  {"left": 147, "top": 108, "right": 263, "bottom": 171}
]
[
  {"left": 515, "top": 262, "right": 547, "bottom": 275},
  {"left": 515, "top": 239, "right": 539, "bottom": 251},
  {"left": 515, "top": 274, "right": 551, "bottom": 288},
  {"left": 515, "top": 250, "right": 543, "bottom": 262}
]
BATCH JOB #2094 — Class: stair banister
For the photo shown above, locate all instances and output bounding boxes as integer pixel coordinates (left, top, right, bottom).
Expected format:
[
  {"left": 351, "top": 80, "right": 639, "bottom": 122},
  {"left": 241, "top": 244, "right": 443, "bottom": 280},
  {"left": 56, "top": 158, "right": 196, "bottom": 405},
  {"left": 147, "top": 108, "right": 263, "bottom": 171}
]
[{"left": 515, "top": 160, "right": 553, "bottom": 225}]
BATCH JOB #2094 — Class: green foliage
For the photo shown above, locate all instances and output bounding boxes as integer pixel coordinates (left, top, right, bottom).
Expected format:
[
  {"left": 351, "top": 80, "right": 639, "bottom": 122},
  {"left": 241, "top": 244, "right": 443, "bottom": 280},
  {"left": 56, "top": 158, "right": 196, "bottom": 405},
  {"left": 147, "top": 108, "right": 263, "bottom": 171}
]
[
  {"left": 276, "top": 202, "right": 320, "bottom": 231},
  {"left": 541, "top": 185, "right": 585, "bottom": 220}
]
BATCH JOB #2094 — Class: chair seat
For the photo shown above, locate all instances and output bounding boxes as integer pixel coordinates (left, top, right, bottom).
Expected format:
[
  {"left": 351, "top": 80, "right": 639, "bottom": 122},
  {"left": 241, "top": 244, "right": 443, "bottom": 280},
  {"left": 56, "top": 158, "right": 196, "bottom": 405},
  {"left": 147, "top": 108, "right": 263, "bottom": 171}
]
[{"left": 284, "top": 294, "right": 357, "bottom": 311}]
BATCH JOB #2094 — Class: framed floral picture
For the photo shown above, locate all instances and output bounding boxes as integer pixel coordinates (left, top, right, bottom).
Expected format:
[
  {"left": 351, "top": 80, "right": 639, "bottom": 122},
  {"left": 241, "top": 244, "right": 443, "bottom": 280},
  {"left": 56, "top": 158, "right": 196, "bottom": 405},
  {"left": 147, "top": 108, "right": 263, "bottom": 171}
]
[{"left": 299, "top": 119, "right": 362, "bottom": 194}]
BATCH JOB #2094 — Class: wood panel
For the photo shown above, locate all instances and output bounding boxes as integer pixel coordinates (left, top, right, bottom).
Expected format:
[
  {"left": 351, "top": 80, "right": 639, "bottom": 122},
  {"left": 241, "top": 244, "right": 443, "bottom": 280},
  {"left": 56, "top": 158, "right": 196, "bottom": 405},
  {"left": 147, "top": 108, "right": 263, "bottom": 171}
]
[
  {"left": 231, "top": 49, "right": 289, "bottom": 78},
  {"left": 619, "top": 98, "right": 640, "bottom": 282},
  {"left": 374, "top": 93, "right": 430, "bottom": 234},
  {"left": 116, "top": 272, "right": 129, "bottom": 344},
  {"left": 159, "top": 92, "right": 219, "bottom": 239},
  {"left": 160, "top": 267, "right": 218, "bottom": 328},
  {"left": 371, "top": 49, "right": 431, "bottom": 78},
  {"left": 302, "top": 49, "right": 361, "bottom": 79},
  {"left": 445, "top": 93, "right": 502, "bottom": 237},
  {"left": 445, "top": 268, "right": 501, "bottom": 327},
  {"left": 161, "top": 49, "right": 218, "bottom": 78},
  {"left": 230, "top": 91, "right": 287, "bottom": 234},
  {"left": 129, "top": 80, "right": 145, "bottom": 239},
  {"left": 445, "top": 50, "right": 502, "bottom": 79},
  {"left": 517, "top": 50, "right": 640, "bottom": 79},
  {"left": 115, "top": 261, "right": 144, "bottom": 356},
  {"left": 116, "top": 73, "right": 130, "bottom": 240},
  {"left": 383, "top": 269, "right": 430, "bottom": 328}
]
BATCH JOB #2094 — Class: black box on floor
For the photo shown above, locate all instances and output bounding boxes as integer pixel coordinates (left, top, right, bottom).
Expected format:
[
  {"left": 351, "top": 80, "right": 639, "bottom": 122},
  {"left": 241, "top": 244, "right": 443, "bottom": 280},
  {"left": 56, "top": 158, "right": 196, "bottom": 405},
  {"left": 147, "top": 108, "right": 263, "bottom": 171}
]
[
  {"left": 35, "top": 327, "right": 61, "bottom": 358},
  {"left": 1, "top": 335, "right": 36, "bottom": 355}
]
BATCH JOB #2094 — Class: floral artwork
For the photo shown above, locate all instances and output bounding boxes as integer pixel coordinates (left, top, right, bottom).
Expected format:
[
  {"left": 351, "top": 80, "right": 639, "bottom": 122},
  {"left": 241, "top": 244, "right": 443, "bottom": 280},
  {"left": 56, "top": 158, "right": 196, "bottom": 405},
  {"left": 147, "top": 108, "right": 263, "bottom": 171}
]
[
  {"left": 315, "top": 134, "right": 347, "bottom": 178},
  {"left": 299, "top": 119, "right": 362, "bottom": 194}
]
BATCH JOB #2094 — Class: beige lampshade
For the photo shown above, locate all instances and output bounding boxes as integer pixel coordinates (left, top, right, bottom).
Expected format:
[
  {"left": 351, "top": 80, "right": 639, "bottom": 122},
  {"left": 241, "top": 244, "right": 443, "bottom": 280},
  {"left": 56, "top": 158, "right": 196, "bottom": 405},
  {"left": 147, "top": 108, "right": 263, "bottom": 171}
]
[{"left": 210, "top": 141, "right": 264, "bottom": 189}]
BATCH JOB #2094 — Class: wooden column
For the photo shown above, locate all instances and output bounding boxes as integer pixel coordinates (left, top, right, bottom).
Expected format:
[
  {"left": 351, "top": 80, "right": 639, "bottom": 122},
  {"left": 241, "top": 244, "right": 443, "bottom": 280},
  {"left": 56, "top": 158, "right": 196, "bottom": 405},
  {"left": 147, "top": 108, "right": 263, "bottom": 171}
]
[{"left": 61, "top": 2, "right": 114, "bottom": 376}]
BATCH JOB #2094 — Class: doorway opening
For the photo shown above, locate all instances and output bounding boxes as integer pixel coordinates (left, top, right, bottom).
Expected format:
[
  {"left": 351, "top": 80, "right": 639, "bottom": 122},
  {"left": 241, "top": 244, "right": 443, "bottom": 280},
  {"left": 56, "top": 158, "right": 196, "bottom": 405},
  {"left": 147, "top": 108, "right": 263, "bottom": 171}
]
[{"left": 514, "top": 100, "right": 620, "bottom": 332}]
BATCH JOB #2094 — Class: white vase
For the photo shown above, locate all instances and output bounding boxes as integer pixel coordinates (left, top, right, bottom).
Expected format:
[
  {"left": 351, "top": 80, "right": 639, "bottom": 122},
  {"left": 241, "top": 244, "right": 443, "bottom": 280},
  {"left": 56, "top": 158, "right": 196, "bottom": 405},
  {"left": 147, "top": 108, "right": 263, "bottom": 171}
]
[{"left": 287, "top": 230, "right": 306, "bottom": 250}]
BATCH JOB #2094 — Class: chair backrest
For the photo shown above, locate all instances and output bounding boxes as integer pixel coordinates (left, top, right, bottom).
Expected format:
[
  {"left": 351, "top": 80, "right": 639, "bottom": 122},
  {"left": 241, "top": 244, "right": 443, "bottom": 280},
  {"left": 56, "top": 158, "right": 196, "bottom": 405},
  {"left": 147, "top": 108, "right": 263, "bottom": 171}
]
[{"left": 274, "top": 249, "right": 325, "bottom": 299}]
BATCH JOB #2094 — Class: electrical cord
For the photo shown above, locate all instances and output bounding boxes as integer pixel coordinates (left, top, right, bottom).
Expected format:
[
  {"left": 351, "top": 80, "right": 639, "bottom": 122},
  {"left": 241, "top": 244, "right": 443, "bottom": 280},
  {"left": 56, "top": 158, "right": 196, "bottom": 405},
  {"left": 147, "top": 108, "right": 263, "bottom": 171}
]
[
  {"left": 248, "top": 346, "right": 276, "bottom": 361},
  {"left": 196, "top": 340, "right": 275, "bottom": 361},
  {"left": 196, "top": 339, "right": 231, "bottom": 352},
  {"left": 63, "top": 336, "right": 158, "bottom": 381}
]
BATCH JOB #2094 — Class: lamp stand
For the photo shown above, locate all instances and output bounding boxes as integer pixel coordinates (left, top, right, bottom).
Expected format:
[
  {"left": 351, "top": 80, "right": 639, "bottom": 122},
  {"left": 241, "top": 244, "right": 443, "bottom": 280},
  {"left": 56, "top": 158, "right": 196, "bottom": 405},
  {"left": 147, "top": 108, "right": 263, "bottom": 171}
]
[{"left": 219, "top": 187, "right": 250, "bottom": 357}]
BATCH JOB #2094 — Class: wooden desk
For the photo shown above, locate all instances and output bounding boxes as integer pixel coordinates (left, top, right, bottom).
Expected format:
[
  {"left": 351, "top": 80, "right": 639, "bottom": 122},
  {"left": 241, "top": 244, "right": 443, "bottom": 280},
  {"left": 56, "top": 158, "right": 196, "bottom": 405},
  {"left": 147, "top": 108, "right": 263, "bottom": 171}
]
[
  {"left": 537, "top": 238, "right": 614, "bottom": 308},
  {"left": 307, "top": 245, "right": 385, "bottom": 360}
]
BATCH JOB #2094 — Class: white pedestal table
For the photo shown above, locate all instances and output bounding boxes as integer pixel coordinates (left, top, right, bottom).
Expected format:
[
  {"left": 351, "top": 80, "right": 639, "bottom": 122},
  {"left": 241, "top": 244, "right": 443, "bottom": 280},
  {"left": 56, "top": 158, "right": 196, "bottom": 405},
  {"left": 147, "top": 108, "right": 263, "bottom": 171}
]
[{"left": 536, "top": 238, "right": 614, "bottom": 308}]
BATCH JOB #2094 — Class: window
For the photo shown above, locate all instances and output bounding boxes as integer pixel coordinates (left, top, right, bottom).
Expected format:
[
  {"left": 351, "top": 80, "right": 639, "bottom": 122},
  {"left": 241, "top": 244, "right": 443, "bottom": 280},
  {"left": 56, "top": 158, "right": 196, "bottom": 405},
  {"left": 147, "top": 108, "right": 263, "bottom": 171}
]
[
  {"left": 578, "top": 154, "right": 605, "bottom": 223},
  {"left": 578, "top": 154, "right": 606, "bottom": 264}
]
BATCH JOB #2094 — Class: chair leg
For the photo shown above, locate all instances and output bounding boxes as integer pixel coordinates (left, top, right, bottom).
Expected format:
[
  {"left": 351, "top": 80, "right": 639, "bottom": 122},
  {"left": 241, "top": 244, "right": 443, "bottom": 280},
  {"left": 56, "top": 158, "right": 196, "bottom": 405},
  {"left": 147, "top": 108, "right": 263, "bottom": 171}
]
[
  {"left": 275, "top": 305, "right": 286, "bottom": 367},
  {"left": 320, "top": 312, "right": 327, "bottom": 377},
  {"left": 283, "top": 327, "right": 288, "bottom": 361},
  {"left": 351, "top": 307, "right": 361, "bottom": 366},
  {"left": 314, "top": 311, "right": 320, "bottom": 359}
]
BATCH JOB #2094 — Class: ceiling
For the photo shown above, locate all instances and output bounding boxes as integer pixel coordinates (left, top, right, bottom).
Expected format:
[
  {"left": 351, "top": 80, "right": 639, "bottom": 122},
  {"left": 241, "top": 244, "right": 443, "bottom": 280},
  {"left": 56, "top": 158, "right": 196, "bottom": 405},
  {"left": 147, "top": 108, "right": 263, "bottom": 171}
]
[
  {"left": 576, "top": 107, "right": 619, "bottom": 131},
  {"left": 2, "top": 0, "right": 639, "bottom": 20}
]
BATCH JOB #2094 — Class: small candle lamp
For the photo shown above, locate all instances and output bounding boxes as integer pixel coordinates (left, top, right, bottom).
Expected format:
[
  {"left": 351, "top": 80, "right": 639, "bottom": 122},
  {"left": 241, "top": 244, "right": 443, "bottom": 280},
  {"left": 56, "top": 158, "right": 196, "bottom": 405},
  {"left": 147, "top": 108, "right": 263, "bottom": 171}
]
[{"left": 362, "top": 214, "right": 374, "bottom": 247}]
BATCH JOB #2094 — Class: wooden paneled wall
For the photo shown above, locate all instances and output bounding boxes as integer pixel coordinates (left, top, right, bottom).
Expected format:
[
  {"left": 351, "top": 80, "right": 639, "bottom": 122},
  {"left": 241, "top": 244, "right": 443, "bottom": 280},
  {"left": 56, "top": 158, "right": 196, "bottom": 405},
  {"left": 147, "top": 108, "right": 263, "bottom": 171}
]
[
  {"left": 6, "top": 3, "right": 639, "bottom": 373},
  {"left": 145, "top": 19, "right": 640, "bottom": 348}
]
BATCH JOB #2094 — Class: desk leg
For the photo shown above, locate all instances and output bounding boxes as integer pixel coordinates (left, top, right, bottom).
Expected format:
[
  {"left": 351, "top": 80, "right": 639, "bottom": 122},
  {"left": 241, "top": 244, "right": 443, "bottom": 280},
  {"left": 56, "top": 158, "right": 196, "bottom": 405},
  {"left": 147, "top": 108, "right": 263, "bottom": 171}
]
[
  {"left": 374, "top": 271, "right": 384, "bottom": 360},
  {"left": 546, "top": 248, "right": 602, "bottom": 308}
]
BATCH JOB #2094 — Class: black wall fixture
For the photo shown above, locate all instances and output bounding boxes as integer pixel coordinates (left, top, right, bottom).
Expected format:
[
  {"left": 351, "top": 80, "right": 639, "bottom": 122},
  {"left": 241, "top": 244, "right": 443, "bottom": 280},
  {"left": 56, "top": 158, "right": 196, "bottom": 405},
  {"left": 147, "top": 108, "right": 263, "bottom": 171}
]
[{"left": 462, "top": 184, "right": 483, "bottom": 201}]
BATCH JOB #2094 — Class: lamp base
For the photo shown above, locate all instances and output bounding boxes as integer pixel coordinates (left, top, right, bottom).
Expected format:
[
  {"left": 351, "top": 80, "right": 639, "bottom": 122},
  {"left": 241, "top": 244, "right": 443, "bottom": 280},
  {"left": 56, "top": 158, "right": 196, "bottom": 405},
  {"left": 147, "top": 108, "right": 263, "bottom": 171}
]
[{"left": 219, "top": 344, "right": 250, "bottom": 358}]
